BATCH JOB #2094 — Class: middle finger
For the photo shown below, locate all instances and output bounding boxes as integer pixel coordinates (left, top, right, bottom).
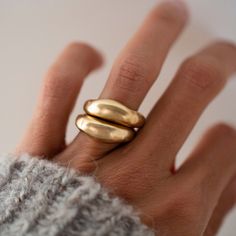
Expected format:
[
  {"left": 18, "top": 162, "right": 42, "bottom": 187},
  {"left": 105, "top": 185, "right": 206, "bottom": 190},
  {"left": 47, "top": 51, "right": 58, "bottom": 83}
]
[{"left": 59, "top": 1, "right": 188, "bottom": 163}]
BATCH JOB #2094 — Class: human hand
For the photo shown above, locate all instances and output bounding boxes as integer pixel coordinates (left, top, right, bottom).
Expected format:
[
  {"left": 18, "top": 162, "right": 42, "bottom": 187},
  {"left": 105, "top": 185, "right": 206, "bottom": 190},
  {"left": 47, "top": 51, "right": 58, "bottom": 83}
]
[{"left": 16, "top": 1, "right": 236, "bottom": 235}]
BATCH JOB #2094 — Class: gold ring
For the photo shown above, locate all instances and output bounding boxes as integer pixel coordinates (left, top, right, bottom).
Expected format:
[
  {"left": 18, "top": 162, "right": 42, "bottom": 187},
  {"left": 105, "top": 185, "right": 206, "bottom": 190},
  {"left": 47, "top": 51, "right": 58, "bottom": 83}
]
[
  {"left": 84, "top": 99, "right": 145, "bottom": 128},
  {"left": 76, "top": 115, "right": 135, "bottom": 143},
  {"left": 75, "top": 99, "right": 145, "bottom": 143}
]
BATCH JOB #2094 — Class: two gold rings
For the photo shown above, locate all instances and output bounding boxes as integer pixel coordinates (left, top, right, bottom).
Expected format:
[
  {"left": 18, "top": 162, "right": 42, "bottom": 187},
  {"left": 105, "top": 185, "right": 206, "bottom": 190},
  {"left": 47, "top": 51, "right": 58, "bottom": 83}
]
[{"left": 75, "top": 99, "right": 145, "bottom": 143}]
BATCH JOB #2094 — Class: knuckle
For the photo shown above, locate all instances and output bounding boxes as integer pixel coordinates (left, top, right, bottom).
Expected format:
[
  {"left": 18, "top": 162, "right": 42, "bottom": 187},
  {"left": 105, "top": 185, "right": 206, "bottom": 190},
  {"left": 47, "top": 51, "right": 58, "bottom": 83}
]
[
  {"left": 46, "top": 66, "right": 70, "bottom": 85},
  {"left": 43, "top": 68, "right": 72, "bottom": 100},
  {"left": 98, "top": 160, "right": 156, "bottom": 202},
  {"left": 115, "top": 56, "right": 150, "bottom": 93},
  {"left": 180, "top": 56, "right": 225, "bottom": 92},
  {"left": 165, "top": 185, "right": 204, "bottom": 221},
  {"left": 98, "top": 169, "right": 131, "bottom": 200},
  {"left": 104, "top": 173, "right": 139, "bottom": 200},
  {"left": 47, "top": 66, "right": 66, "bottom": 81}
]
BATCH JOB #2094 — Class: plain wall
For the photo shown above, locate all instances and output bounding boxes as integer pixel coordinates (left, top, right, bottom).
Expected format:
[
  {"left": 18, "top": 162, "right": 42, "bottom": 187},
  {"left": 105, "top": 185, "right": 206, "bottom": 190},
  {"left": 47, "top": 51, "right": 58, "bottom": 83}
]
[{"left": 0, "top": 1, "right": 235, "bottom": 235}]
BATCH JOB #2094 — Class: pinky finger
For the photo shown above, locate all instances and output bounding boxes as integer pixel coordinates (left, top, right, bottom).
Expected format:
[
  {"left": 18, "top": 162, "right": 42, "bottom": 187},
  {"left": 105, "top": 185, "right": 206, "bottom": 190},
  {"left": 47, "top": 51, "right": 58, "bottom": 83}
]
[
  {"left": 204, "top": 176, "right": 236, "bottom": 236},
  {"left": 177, "top": 123, "right": 236, "bottom": 223}
]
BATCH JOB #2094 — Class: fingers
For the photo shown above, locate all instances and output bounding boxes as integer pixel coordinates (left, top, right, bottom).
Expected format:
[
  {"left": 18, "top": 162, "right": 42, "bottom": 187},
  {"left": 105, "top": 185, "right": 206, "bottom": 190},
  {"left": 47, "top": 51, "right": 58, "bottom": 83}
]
[
  {"left": 177, "top": 124, "right": 236, "bottom": 221},
  {"left": 57, "top": 0, "right": 188, "bottom": 164},
  {"left": 100, "top": 0, "right": 188, "bottom": 109},
  {"left": 16, "top": 42, "right": 102, "bottom": 157},
  {"left": 204, "top": 177, "right": 236, "bottom": 236},
  {"left": 134, "top": 41, "right": 236, "bottom": 170}
]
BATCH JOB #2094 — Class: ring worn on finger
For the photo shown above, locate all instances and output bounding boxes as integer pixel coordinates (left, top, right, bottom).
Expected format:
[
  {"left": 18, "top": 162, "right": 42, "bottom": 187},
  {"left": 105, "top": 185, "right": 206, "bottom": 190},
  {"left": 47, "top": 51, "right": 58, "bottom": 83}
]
[{"left": 75, "top": 99, "right": 145, "bottom": 143}]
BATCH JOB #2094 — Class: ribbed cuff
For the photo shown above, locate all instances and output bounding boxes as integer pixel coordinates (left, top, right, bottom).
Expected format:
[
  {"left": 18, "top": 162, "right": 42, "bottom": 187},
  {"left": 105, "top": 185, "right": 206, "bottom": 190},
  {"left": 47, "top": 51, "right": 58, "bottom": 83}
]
[{"left": 0, "top": 154, "right": 154, "bottom": 236}]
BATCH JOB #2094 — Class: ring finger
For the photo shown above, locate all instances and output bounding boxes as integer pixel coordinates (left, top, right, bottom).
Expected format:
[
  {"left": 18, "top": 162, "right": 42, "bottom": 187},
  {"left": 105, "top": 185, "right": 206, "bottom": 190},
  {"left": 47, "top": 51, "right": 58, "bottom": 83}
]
[{"left": 132, "top": 41, "right": 236, "bottom": 172}]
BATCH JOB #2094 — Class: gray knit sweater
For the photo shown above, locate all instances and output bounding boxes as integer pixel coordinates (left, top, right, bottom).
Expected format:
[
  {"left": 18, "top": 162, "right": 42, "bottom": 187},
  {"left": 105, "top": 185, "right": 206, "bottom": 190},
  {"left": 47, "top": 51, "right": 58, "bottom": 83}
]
[{"left": 0, "top": 154, "right": 154, "bottom": 236}]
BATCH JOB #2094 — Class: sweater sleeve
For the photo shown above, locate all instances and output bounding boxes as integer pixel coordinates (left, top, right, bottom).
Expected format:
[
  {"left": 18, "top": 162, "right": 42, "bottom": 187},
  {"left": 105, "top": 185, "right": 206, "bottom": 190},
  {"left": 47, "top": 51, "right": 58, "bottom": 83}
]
[{"left": 0, "top": 154, "right": 155, "bottom": 236}]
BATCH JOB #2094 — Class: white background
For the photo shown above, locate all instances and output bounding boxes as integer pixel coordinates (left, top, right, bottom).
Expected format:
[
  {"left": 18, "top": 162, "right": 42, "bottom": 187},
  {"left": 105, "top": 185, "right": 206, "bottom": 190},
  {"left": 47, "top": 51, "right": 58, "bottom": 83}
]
[{"left": 0, "top": 1, "right": 235, "bottom": 235}]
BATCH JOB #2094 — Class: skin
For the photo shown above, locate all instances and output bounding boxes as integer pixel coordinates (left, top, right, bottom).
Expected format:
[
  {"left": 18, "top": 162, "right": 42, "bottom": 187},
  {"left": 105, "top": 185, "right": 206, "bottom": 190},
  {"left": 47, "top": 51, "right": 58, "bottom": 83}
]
[{"left": 15, "top": 1, "right": 236, "bottom": 235}]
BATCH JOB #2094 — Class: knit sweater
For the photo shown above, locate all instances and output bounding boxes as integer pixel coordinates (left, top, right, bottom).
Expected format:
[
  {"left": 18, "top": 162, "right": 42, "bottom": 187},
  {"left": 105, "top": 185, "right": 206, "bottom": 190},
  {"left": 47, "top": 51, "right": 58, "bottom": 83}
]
[{"left": 0, "top": 154, "right": 154, "bottom": 236}]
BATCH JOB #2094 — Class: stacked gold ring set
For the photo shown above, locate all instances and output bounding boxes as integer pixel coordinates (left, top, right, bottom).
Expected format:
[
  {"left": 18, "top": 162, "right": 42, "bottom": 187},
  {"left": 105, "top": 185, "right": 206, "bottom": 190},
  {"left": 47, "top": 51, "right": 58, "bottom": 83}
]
[{"left": 76, "top": 99, "right": 145, "bottom": 143}]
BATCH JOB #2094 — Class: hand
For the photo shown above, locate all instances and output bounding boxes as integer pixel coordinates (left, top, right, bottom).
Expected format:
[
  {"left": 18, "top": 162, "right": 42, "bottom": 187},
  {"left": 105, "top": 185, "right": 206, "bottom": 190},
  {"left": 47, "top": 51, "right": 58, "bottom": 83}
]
[{"left": 15, "top": 1, "right": 236, "bottom": 235}]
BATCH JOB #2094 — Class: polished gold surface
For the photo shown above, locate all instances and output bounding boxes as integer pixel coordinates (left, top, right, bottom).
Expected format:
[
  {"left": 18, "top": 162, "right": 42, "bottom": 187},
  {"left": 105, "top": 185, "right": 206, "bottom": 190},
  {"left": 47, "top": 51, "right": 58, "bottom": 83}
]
[
  {"left": 84, "top": 99, "right": 145, "bottom": 128},
  {"left": 76, "top": 114, "right": 135, "bottom": 143}
]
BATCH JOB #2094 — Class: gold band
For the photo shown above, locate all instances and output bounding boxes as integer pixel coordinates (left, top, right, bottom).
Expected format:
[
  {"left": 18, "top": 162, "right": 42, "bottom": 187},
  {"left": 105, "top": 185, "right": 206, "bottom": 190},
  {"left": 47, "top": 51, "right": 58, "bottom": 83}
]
[
  {"left": 76, "top": 115, "right": 135, "bottom": 143},
  {"left": 75, "top": 99, "right": 145, "bottom": 143},
  {"left": 84, "top": 99, "right": 145, "bottom": 128}
]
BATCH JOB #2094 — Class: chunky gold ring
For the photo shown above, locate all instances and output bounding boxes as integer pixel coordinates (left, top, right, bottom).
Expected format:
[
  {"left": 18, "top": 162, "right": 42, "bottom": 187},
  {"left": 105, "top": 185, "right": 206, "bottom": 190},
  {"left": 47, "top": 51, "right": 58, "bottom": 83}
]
[
  {"left": 76, "top": 115, "right": 135, "bottom": 143},
  {"left": 75, "top": 99, "right": 145, "bottom": 143},
  {"left": 84, "top": 99, "right": 145, "bottom": 128}
]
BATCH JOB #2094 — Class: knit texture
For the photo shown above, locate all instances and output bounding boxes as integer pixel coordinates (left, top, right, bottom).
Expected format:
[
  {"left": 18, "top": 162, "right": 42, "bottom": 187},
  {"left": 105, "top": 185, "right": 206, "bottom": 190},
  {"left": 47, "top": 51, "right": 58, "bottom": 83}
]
[{"left": 0, "top": 154, "right": 154, "bottom": 236}]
